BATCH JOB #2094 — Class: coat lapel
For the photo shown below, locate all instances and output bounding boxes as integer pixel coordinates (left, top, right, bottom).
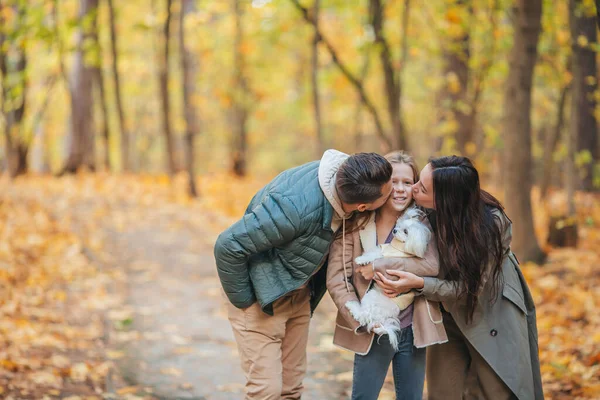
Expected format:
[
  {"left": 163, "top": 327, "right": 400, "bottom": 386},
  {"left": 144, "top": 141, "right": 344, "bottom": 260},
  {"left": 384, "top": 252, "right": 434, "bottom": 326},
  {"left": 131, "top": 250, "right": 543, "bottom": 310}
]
[{"left": 358, "top": 213, "right": 378, "bottom": 252}]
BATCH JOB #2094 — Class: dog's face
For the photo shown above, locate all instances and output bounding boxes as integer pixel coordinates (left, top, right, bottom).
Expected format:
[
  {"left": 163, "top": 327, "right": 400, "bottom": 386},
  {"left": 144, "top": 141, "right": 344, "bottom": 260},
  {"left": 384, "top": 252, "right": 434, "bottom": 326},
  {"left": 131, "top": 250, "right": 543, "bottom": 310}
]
[
  {"left": 392, "top": 218, "right": 420, "bottom": 243},
  {"left": 391, "top": 211, "right": 431, "bottom": 257}
]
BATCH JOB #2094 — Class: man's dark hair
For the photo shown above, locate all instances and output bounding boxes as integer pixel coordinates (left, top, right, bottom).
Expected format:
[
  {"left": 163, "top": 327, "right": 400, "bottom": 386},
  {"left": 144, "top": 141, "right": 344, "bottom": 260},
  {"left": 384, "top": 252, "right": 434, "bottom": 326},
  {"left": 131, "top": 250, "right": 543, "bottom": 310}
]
[{"left": 335, "top": 152, "right": 392, "bottom": 204}]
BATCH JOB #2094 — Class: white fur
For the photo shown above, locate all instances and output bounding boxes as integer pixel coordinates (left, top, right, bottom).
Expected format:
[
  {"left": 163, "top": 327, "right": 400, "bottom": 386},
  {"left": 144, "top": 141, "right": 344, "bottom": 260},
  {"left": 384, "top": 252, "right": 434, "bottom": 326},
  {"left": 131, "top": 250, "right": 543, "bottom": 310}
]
[
  {"left": 348, "top": 207, "right": 432, "bottom": 350},
  {"left": 391, "top": 208, "right": 431, "bottom": 258},
  {"left": 345, "top": 285, "right": 402, "bottom": 350},
  {"left": 354, "top": 247, "right": 383, "bottom": 265}
]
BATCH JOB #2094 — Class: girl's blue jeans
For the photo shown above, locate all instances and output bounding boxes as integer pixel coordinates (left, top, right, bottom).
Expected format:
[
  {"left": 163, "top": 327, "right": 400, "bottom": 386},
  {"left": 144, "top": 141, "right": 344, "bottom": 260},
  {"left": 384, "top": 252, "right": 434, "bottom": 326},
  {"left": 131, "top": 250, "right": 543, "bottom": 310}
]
[{"left": 351, "top": 327, "right": 426, "bottom": 400}]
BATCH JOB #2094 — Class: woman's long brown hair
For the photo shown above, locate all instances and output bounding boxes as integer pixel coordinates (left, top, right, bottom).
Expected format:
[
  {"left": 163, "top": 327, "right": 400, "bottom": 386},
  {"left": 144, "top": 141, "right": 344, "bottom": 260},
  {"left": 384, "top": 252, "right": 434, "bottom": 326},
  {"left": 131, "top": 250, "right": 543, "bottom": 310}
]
[{"left": 430, "top": 155, "right": 506, "bottom": 323}]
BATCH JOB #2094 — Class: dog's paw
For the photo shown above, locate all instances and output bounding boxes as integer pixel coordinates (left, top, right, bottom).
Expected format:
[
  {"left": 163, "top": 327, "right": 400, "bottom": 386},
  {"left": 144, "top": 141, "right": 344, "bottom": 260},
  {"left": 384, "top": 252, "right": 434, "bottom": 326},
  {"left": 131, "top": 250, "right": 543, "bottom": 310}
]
[
  {"left": 354, "top": 254, "right": 373, "bottom": 265},
  {"left": 372, "top": 325, "right": 385, "bottom": 335}
]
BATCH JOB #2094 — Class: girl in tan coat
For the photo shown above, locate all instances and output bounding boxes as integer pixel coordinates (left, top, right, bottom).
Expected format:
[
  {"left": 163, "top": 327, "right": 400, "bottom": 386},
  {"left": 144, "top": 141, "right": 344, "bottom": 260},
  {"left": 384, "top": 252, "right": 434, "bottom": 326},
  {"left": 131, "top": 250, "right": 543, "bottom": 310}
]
[{"left": 327, "top": 152, "right": 448, "bottom": 400}]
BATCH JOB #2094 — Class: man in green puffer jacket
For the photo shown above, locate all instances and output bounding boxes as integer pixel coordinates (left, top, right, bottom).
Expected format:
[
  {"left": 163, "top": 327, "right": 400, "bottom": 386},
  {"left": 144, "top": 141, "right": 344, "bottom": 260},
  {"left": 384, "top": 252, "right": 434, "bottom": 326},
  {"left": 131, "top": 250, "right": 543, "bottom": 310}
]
[{"left": 214, "top": 149, "right": 393, "bottom": 400}]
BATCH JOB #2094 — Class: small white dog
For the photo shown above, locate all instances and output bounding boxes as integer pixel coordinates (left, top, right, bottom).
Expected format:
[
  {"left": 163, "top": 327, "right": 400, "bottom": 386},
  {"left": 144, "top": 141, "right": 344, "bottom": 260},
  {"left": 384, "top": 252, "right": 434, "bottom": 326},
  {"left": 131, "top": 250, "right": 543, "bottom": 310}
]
[{"left": 345, "top": 207, "right": 431, "bottom": 351}]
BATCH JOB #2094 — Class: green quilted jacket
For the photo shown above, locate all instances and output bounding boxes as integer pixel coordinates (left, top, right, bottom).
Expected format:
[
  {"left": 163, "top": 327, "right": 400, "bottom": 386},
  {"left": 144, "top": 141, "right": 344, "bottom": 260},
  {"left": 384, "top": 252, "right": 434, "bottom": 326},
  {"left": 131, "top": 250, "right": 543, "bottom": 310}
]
[{"left": 214, "top": 161, "right": 336, "bottom": 316}]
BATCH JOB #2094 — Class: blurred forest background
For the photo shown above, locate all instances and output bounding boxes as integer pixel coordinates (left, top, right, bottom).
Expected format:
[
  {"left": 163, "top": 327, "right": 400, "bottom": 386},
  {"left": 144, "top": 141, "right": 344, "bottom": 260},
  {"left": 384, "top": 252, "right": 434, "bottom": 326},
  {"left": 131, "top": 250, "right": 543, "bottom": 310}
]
[{"left": 0, "top": 0, "right": 599, "bottom": 398}]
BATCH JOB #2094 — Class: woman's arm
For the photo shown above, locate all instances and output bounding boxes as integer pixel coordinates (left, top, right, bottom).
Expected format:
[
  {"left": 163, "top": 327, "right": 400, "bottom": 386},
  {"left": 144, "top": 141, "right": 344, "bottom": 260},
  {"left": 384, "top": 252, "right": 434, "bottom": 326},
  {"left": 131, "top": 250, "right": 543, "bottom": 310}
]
[
  {"left": 377, "top": 209, "right": 512, "bottom": 303},
  {"left": 326, "top": 231, "right": 362, "bottom": 331},
  {"left": 372, "top": 216, "right": 440, "bottom": 278}
]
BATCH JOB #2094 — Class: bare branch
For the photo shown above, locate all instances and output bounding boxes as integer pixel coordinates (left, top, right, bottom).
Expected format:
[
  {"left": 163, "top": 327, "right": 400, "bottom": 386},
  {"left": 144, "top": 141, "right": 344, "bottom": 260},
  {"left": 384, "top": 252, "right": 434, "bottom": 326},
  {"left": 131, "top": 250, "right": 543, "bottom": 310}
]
[{"left": 289, "top": 0, "right": 392, "bottom": 151}]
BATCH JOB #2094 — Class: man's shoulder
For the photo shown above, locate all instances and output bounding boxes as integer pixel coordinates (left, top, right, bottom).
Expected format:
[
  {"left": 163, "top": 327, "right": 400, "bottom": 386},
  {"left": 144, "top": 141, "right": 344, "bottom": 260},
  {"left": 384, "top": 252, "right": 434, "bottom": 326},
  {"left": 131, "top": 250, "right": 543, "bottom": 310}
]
[
  {"left": 248, "top": 161, "right": 321, "bottom": 203},
  {"left": 257, "top": 161, "right": 320, "bottom": 198},
  {"left": 248, "top": 161, "right": 326, "bottom": 220}
]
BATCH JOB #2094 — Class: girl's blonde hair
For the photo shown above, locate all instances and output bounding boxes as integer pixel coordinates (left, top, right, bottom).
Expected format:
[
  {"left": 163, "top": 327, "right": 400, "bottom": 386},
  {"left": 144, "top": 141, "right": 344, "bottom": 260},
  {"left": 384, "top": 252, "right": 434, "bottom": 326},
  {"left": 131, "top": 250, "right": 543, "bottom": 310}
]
[{"left": 384, "top": 150, "right": 420, "bottom": 183}]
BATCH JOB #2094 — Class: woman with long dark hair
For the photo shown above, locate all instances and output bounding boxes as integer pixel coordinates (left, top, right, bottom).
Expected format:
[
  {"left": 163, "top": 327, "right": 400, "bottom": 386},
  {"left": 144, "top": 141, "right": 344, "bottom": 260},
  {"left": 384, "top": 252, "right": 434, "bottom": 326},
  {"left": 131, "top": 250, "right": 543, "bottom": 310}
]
[{"left": 373, "top": 156, "right": 543, "bottom": 400}]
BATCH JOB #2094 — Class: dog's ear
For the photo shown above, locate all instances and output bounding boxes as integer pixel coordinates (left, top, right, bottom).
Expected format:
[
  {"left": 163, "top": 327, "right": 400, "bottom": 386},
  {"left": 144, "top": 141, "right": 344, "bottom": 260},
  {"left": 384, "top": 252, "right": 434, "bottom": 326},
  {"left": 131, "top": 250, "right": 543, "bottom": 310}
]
[
  {"left": 403, "top": 207, "right": 424, "bottom": 221},
  {"left": 404, "top": 223, "right": 431, "bottom": 257}
]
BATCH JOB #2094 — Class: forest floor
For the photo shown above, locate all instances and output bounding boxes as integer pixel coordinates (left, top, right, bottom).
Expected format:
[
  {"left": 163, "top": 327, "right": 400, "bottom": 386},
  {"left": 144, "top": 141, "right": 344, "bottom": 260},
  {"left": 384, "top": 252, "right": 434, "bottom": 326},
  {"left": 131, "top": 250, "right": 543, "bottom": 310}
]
[{"left": 0, "top": 173, "right": 598, "bottom": 399}]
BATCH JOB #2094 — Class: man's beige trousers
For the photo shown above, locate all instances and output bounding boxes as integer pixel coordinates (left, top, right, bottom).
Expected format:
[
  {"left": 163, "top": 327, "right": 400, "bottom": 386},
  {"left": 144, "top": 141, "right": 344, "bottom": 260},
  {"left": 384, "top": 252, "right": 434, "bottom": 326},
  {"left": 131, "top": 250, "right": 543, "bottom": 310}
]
[{"left": 227, "top": 287, "right": 311, "bottom": 400}]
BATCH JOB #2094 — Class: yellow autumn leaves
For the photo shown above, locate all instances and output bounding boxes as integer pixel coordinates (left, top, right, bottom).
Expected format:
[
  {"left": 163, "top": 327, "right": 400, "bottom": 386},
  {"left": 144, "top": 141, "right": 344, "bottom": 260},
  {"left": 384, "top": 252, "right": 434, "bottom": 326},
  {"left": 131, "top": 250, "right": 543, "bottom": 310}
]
[{"left": 0, "top": 173, "right": 599, "bottom": 398}]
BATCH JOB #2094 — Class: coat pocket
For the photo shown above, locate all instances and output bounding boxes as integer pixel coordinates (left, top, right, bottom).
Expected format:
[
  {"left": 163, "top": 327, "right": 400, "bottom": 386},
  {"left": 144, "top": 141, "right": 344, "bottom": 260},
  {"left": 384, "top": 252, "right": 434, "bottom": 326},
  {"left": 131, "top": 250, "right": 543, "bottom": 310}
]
[
  {"left": 502, "top": 283, "right": 527, "bottom": 315},
  {"left": 335, "top": 312, "right": 365, "bottom": 334}
]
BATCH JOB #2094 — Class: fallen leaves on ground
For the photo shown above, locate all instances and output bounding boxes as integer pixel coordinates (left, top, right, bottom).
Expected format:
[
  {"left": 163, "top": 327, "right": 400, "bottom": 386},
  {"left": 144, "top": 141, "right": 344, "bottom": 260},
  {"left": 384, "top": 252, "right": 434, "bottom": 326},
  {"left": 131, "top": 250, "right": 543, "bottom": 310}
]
[
  {"left": 0, "top": 191, "right": 116, "bottom": 397},
  {"left": 0, "top": 173, "right": 598, "bottom": 399}
]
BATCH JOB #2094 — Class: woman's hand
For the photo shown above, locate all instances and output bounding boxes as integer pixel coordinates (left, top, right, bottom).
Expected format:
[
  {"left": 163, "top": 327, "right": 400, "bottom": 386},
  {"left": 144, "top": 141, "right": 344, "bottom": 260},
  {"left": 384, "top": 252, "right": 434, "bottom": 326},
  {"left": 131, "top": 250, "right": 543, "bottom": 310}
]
[
  {"left": 356, "top": 263, "right": 375, "bottom": 281},
  {"left": 374, "top": 270, "right": 424, "bottom": 298}
]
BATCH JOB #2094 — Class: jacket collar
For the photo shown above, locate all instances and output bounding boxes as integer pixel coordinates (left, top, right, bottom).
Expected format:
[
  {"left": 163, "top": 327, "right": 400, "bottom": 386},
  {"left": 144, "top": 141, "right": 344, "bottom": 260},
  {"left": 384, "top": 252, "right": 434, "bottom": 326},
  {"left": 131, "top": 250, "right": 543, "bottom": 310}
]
[{"left": 318, "top": 149, "right": 350, "bottom": 222}]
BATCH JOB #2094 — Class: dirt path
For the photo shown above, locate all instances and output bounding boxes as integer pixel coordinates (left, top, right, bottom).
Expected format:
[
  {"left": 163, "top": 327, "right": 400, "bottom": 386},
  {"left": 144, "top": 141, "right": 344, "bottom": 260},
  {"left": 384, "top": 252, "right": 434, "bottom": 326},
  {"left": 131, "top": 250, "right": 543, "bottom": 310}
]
[
  {"left": 7, "top": 176, "right": 403, "bottom": 399},
  {"left": 63, "top": 192, "right": 358, "bottom": 399},
  {"left": 98, "top": 200, "right": 356, "bottom": 399}
]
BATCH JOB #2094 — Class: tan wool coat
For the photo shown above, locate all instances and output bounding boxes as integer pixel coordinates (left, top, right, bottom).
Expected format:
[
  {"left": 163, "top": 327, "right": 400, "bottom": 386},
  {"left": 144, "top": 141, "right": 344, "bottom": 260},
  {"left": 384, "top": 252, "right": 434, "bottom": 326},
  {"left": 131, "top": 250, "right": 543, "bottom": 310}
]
[{"left": 326, "top": 212, "right": 448, "bottom": 355}]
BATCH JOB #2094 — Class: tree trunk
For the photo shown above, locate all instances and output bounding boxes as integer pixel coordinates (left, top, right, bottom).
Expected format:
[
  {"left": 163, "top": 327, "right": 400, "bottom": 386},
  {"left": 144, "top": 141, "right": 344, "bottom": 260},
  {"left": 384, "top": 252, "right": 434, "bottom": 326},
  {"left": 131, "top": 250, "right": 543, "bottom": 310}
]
[
  {"left": 569, "top": 0, "right": 598, "bottom": 191},
  {"left": 91, "top": 22, "right": 111, "bottom": 171},
  {"left": 369, "top": 0, "right": 408, "bottom": 150},
  {"left": 231, "top": 0, "right": 249, "bottom": 177},
  {"left": 311, "top": 0, "right": 323, "bottom": 158},
  {"left": 540, "top": 84, "right": 570, "bottom": 197},
  {"left": 442, "top": 0, "right": 471, "bottom": 154},
  {"left": 562, "top": 75, "right": 579, "bottom": 246},
  {"left": 93, "top": 66, "right": 110, "bottom": 171},
  {"left": 502, "top": 0, "right": 545, "bottom": 263},
  {"left": 595, "top": 0, "right": 600, "bottom": 33},
  {"left": 353, "top": 49, "right": 372, "bottom": 152},
  {"left": 179, "top": 0, "right": 199, "bottom": 197},
  {"left": 107, "top": 0, "right": 129, "bottom": 172},
  {"left": 1, "top": 5, "right": 29, "bottom": 178},
  {"left": 62, "top": 0, "right": 99, "bottom": 174},
  {"left": 159, "top": 0, "right": 176, "bottom": 175}
]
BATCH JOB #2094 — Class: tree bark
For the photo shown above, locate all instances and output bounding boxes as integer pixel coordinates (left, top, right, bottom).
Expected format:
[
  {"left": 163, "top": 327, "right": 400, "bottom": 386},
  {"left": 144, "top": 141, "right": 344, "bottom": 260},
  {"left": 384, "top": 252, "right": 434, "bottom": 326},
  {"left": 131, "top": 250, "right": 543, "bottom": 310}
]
[
  {"left": 435, "top": 1, "right": 471, "bottom": 154},
  {"left": 369, "top": 0, "right": 408, "bottom": 150},
  {"left": 91, "top": 21, "right": 111, "bottom": 171},
  {"left": 353, "top": 49, "right": 372, "bottom": 152},
  {"left": 540, "top": 84, "right": 569, "bottom": 197},
  {"left": 107, "top": 0, "right": 130, "bottom": 172},
  {"left": 179, "top": 0, "right": 199, "bottom": 197},
  {"left": 61, "top": 0, "right": 99, "bottom": 174},
  {"left": 159, "top": 0, "right": 176, "bottom": 175},
  {"left": 311, "top": 0, "right": 324, "bottom": 158},
  {"left": 1, "top": 4, "right": 29, "bottom": 178},
  {"left": 446, "top": 1, "right": 471, "bottom": 154},
  {"left": 565, "top": 96, "right": 578, "bottom": 215},
  {"left": 502, "top": 0, "right": 545, "bottom": 263},
  {"left": 231, "top": 0, "right": 249, "bottom": 177},
  {"left": 563, "top": 68, "right": 579, "bottom": 246},
  {"left": 569, "top": 0, "right": 598, "bottom": 190},
  {"left": 397, "top": 0, "right": 410, "bottom": 150}
]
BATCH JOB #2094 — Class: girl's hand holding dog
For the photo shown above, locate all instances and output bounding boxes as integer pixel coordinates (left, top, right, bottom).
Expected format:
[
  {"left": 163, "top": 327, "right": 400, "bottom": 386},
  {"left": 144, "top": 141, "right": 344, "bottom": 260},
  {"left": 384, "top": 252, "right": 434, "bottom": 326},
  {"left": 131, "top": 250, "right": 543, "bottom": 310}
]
[{"left": 375, "top": 270, "right": 424, "bottom": 298}]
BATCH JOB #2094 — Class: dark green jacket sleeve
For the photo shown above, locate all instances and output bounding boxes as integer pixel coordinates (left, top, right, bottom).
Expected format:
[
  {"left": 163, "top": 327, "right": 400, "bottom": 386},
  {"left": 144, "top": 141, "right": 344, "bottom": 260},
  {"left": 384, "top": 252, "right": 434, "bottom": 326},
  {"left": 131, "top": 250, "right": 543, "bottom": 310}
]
[{"left": 214, "top": 193, "right": 301, "bottom": 309}]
